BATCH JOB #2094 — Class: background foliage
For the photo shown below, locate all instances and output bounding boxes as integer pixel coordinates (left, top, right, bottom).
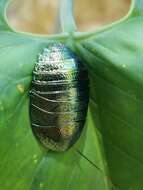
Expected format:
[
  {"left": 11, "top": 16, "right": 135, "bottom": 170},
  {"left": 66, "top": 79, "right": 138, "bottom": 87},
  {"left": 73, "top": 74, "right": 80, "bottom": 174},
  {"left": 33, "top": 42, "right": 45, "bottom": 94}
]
[{"left": 7, "top": 0, "right": 130, "bottom": 33}]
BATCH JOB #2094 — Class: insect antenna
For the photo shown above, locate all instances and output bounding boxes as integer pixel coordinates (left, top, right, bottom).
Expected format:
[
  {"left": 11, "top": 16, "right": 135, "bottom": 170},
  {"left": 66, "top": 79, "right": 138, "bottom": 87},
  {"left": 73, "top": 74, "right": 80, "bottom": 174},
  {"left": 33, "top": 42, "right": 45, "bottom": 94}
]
[
  {"left": 75, "top": 148, "right": 104, "bottom": 173},
  {"left": 75, "top": 148, "right": 118, "bottom": 190}
]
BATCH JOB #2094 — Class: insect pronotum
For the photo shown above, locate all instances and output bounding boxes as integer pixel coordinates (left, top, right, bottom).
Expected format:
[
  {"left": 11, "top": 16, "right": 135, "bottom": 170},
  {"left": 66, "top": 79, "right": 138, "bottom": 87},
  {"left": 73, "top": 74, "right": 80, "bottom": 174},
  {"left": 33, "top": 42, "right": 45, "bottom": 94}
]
[{"left": 29, "top": 42, "right": 89, "bottom": 152}]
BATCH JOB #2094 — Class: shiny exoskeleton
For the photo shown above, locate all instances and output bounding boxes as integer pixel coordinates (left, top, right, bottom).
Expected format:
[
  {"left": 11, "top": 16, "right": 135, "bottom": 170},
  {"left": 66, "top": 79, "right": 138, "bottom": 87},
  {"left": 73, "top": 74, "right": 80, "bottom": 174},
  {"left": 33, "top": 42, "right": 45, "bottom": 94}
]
[{"left": 29, "top": 42, "right": 89, "bottom": 152}]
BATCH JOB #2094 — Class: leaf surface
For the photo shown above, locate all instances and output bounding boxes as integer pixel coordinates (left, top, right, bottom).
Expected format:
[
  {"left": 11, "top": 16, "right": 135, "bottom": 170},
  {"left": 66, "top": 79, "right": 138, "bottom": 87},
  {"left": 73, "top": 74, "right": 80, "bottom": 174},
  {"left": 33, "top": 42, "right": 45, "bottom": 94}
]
[{"left": 0, "top": 0, "right": 143, "bottom": 190}]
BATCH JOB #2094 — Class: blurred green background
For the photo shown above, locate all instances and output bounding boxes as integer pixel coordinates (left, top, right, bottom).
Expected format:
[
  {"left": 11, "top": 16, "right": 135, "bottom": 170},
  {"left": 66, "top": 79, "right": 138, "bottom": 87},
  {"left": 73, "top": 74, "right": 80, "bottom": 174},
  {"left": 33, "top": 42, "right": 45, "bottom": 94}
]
[{"left": 7, "top": 0, "right": 131, "bottom": 34}]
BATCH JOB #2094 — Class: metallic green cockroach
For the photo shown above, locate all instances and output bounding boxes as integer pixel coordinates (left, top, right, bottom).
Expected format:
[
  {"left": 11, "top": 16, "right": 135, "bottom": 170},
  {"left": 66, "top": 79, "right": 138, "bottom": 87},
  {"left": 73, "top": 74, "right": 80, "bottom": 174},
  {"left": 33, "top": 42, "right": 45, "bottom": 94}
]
[{"left": 29, "top": 42, "right": 89, "bottom": 152}]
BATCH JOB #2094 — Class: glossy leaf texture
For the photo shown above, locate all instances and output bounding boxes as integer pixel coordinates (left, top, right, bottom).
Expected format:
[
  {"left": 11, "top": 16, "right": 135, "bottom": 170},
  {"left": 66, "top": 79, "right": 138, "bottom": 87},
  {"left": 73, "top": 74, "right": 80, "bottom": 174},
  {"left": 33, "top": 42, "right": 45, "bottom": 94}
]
[{"left": 0, "top": 0, "right": 143, "bottom": 190}]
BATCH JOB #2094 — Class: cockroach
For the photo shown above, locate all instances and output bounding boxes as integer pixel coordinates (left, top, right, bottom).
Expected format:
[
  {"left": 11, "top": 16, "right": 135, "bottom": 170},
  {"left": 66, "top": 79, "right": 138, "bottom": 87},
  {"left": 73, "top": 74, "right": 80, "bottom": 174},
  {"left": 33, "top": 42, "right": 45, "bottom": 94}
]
[{"left": 29, "top": 42, "right": 89, "bottom": 152}]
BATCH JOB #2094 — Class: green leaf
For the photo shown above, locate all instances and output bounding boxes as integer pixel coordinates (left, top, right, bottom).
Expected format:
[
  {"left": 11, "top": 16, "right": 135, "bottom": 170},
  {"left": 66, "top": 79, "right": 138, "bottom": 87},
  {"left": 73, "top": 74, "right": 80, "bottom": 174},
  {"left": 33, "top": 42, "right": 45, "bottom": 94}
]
[
  {"left": 0, "top": 0, "right": 12, "bottom": 31},
  {"left": 1, "top": 0, "right": 143, "bottom": 190},
  {"left": 75, "top": 0, "right": 143, "bottom": 189},
  {"left": 0, "top": 32, "right": 110, "bottom": 190},
  {"left": 0, "top": 1, "right": 110, "bottom": 189}
]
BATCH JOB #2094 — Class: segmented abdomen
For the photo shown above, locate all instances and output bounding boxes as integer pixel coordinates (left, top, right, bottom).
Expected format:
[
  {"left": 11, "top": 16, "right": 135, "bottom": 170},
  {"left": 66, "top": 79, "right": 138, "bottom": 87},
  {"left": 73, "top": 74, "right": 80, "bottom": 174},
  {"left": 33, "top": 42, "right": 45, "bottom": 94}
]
[{"left": 29, "top": 42, "right": 89, "bottom": 151}]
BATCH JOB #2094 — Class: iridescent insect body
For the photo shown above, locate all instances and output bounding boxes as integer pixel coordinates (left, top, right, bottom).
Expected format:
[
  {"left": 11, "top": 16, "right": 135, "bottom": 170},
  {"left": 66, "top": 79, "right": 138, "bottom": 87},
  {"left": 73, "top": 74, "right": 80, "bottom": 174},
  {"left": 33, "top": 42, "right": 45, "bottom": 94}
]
[{"left": 29, "top": 42, "right": 89, "bottom": 151}]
